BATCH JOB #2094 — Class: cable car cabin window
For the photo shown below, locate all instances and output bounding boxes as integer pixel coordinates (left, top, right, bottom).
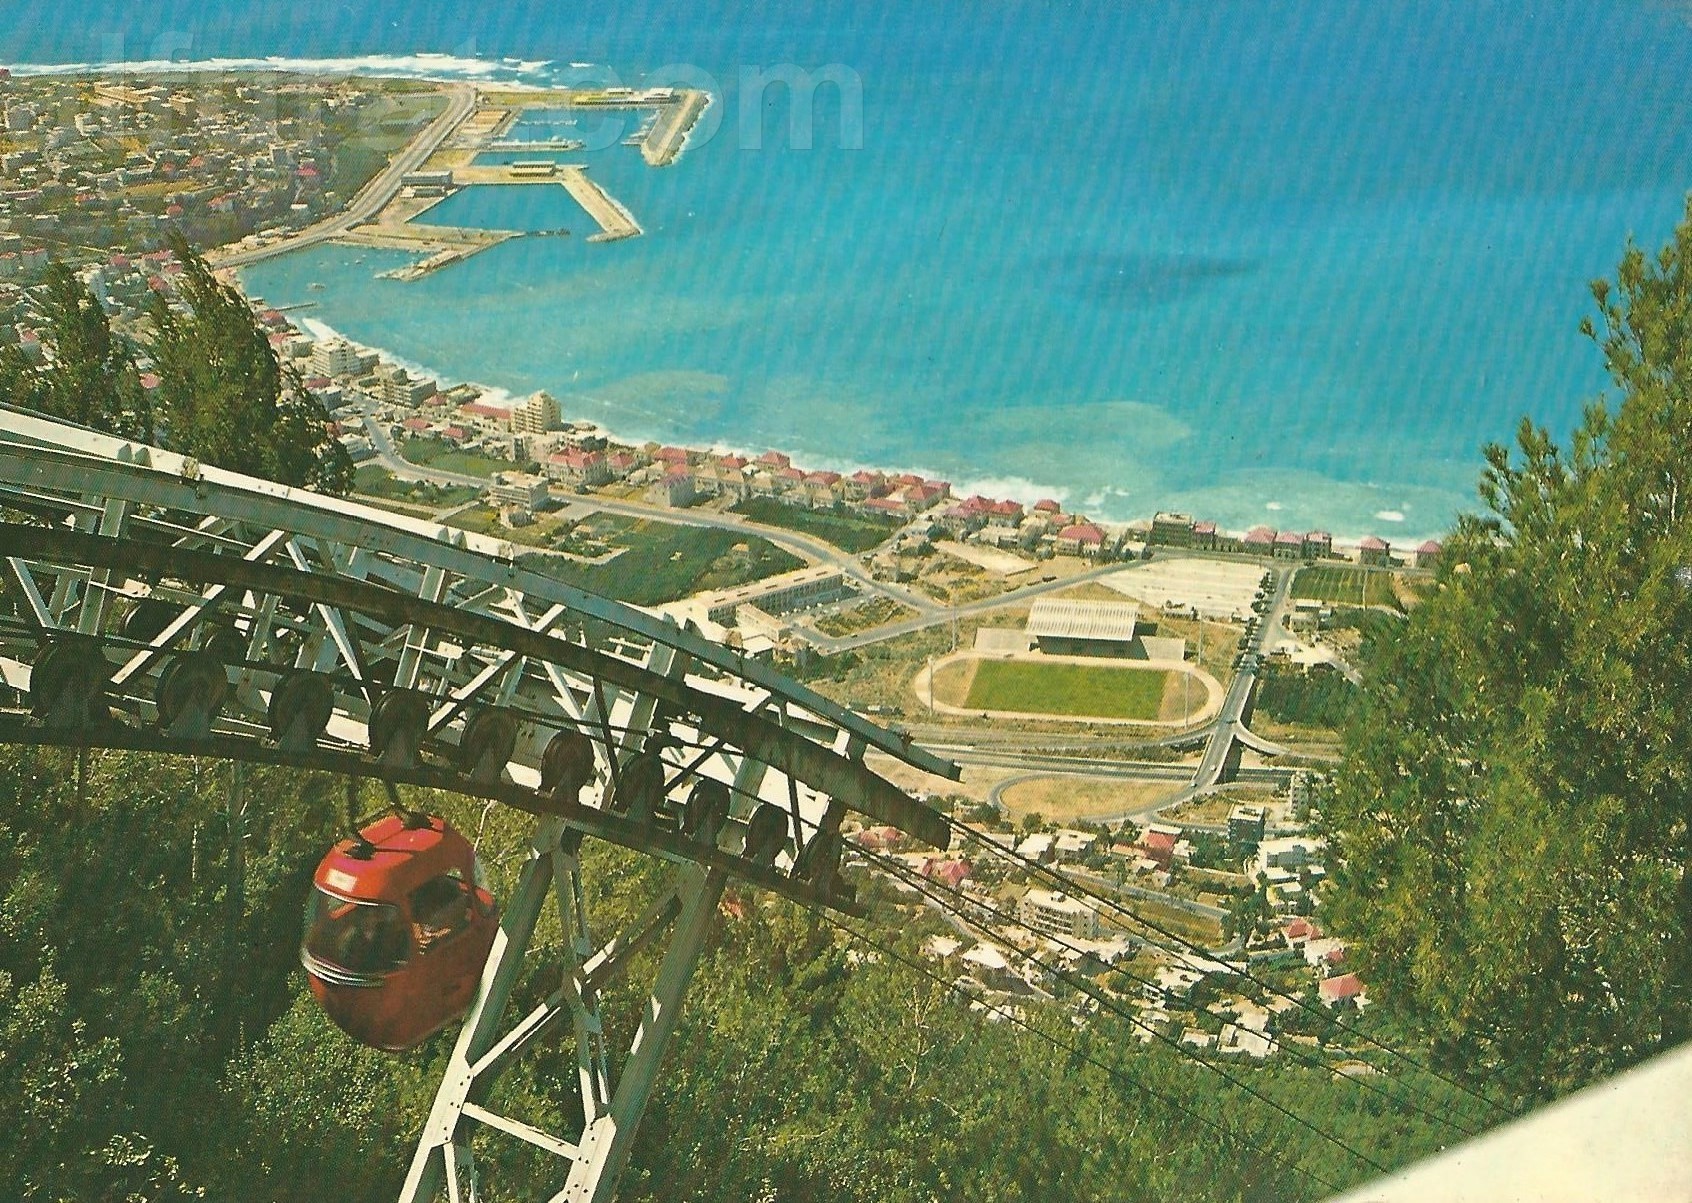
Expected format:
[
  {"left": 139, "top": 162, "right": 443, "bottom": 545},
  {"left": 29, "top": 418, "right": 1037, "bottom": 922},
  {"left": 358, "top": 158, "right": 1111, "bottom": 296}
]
[
  {"left": 302, "top": 889, "right": 410, "bottom": 976},
  {"left": 410, "top": 872, "right": 474, "bottom": 954}
]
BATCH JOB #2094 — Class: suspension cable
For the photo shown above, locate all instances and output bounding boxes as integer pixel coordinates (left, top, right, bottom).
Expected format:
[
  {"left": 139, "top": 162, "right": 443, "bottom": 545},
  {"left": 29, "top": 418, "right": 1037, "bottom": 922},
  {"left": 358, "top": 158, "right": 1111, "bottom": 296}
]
[
  {"left": 947, "top": 815, "right": 1517, "bottom": 1120},
  {"left": 856, "top": 845, "right": 1396, "bottom": 1176},
  {"left": 810, "top": 908, "right": 1356, "bottom": 1197}
]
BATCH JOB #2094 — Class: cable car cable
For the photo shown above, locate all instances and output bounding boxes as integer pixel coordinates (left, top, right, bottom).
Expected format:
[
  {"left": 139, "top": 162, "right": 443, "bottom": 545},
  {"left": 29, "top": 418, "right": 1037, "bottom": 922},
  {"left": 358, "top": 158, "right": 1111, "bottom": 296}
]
[
  {"left": 810, "top": 909, "right": 1354, "bottom": 1197},
  {"left": 854, "top": 846, "right": 1395, "bottom": 1176},
  {"left": 861, "top": 845, "right": 1482, "bottom": 1140},
  {"left": 948, "top": 817, "right": 1517, "bottom": 1120}
]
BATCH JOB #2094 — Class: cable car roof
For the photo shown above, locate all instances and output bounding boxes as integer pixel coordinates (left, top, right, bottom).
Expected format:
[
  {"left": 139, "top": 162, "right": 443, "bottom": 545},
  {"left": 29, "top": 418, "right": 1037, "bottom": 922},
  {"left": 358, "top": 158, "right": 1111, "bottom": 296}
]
[{"left": 315, "top": 813, "right": 472, "bottom": 902}]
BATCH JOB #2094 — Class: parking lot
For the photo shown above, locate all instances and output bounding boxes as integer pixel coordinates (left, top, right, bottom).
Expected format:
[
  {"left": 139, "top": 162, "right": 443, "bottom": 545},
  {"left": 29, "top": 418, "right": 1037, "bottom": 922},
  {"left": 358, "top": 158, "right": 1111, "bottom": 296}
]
[{"left": 1098, "top": 557, "right": 1265, "bottom": 621}]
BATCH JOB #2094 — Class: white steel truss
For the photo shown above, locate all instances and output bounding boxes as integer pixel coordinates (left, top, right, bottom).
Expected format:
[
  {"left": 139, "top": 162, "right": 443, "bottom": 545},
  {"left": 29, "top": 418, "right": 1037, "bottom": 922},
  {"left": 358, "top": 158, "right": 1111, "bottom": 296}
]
[{"left": 0, "top": 406, "right": 956, "bottom": 1201}]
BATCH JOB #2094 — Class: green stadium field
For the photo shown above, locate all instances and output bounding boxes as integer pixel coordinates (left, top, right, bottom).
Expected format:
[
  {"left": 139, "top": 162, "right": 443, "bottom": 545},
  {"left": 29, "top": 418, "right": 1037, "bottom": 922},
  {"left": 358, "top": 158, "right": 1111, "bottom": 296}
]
[{"left": 963, "top": 660, "right": 1173, "bottom": 720}]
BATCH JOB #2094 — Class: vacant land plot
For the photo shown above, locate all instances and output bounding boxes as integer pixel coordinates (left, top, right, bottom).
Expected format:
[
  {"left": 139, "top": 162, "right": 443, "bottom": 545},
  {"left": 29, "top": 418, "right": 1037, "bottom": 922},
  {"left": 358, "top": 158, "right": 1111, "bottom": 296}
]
[
  {"left": 997, "top": 777, "right": 1177, "bottom": 823},
  {"left": 730, "top": 498, "right": 901, "bottom": 553},
  {"left": 328, "top": 89, "right": 448, "bottom": 197},
  {"left": 1162, "top": 786, "right": 1280, "bottom": 825},
  {"left": 965, "top": 660, "right": 1172, "bottom": 720},
  {"left": 399, "top": 436, "right": 510, "bottom": 479},
  {"left": 1101, "top": 558, "right": 1262, "bottom": 620},
  {"left": 917, "top": 558, "right": 1014, "bottom": 606},
  {"left": 353, "top": 465, "right": 480, "bottom": 510},
  {"left": 518, "top": 520, "right": 801, "bottom": 606},
  {"left": 935, "top": 540, "right": 1036, "bottom": 576},
  {"left": 1292, "top": 565, "right": 1401, "bottom": 609},
  {"left": 811, "top": 597, "right": 917, "bottom": 638},
  {"left": 1102, "top": 894, "right": 1221, "bottom": 948}
]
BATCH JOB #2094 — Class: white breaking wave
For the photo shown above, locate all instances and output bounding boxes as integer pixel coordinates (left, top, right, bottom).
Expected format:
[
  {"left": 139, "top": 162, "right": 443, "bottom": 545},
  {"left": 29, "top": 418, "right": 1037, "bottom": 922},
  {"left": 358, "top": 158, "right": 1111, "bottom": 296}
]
[
  {"left": 955, "top": 475, "right": 1072, "bottom": 506},
  {"left": 296, "top": 316, "right": 518, "bottom": 409},
  {"left": 1373, "top": 509, "right": 1406, "bottom": 523},
  {"left": 6, "top": 51, "right": 559, "bottom": 84}
]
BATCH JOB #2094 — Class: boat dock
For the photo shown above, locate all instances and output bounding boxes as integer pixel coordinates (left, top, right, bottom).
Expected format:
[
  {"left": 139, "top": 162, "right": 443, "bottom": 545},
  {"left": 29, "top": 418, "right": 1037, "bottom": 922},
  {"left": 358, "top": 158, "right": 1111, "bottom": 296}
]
[
  {"left": 487, "top": 138, "right": 586, "bottom": 151},
  {"left": 340, "top": 221, "right": 521, "bottom": 280},
  {"left": 557, "top": 166, "right": 642, "bottom": 241},
  {"left": 309, "top": 83, "right": 699, "bottom": 277},
  {"left": 642, "top": 90, "right": 710, "bottom": 166}
]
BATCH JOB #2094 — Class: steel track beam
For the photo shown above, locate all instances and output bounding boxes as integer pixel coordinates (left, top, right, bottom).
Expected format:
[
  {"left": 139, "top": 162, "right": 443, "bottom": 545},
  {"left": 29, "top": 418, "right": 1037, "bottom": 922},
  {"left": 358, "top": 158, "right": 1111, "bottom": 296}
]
[
  {"left": 0, "top": 420, "right": 961, "bottom": 781},
  {"left": 0, "top": 525, "right": 949, "bottom": 848}
]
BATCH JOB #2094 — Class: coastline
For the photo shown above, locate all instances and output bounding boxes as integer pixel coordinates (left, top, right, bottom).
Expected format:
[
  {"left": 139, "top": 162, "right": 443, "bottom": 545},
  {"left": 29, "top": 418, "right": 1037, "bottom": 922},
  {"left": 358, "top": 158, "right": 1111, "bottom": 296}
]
[
  {"left": 13, "top": 58, "right": 1517, "bottom": 548},
  {"left": 18, "top": 23, "right": 1686, "bottom": 553},
  {"left": 275, "top": 309, "right": 1452, "bottom": 549}
]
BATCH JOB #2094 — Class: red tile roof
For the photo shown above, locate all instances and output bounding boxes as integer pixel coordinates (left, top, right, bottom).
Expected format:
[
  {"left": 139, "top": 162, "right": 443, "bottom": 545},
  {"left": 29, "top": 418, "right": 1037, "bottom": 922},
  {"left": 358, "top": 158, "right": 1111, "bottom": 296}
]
[
  {"left": 1058, "top": 523, "right": 1105, "bottom": 544},
  {"left": 1358, "top": 536, "right": 1388, "bottom": 550},
  {"left": 1320, "top": 973, "right": 1365, "bottom": 1001}
]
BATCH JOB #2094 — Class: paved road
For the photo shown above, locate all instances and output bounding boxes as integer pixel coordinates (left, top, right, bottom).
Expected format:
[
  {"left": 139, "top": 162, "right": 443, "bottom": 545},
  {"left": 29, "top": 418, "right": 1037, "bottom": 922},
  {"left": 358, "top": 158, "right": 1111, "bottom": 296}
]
[
  {"left": 359, "top": 419, "right": 930, "bottom": 601},
  {"left": 210, "top": 83, "right": 478, "bottom": 271},
  {"left": 802, "top": 561, "right": 1131, "bottom": 654},
  {"left": 1187, "top": 565, "right": 1294, "bottom": 793},
  {"left": 1064, "top": 867, "right": 1228, "bottom": 921},
  {"left": 359, "top": 422, "right": 1133, "bottom": 641},
  {"left": 902, "top": 723, "right": 1214, "bottom": 755}
]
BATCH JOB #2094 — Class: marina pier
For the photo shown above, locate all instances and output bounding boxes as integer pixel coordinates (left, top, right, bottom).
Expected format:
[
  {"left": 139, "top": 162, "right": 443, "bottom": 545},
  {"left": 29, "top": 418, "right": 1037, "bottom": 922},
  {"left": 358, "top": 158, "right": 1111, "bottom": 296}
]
[
  {"left": 308, "top": 83, "right": 706, "bottom": 278},
  {"left": 558, "top": 166, "right": 643, "bottom": 241},
  {"left": 642, "top": 89, "right": 710, "bottom": 166}
]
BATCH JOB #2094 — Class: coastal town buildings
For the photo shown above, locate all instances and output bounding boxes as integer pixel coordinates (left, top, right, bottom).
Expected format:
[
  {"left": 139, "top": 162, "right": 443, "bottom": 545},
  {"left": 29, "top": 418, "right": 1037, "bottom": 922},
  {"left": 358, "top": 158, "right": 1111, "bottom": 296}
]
[
  {"left": 0, "top": 73, "right": 393, "bottom": 267},
  {"left": 514, "top": 390, "right": 560, "bottom": 434},
  {"left": 1017, "top": 889, "right": 1100, "bottom": 940},
  {"left": 486, "top": 473, "right": 550, "bottom": 515}
]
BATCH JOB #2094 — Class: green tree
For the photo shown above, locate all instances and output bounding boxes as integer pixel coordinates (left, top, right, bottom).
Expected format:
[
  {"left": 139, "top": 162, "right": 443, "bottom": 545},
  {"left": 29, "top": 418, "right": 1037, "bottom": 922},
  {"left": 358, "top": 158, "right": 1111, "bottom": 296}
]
[
  {"left": 0, "top": 262, "right": 152, "bottom": 439},
  {"left": 1323, "top": 202, "right": 1692, "bottom": 1100},
  {"left": 0, "top": 961, "right": 130, "bottom": 1200},
  {"left": 149, "top": 233, "right": 351, "bottom": 494}
]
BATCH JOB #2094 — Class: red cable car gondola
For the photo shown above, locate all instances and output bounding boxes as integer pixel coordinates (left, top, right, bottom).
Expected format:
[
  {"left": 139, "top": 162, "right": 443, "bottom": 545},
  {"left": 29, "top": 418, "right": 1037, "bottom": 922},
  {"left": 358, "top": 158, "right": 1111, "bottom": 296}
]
[{"left": 300, "top": 813, "right": 499, "bottom": 1051}]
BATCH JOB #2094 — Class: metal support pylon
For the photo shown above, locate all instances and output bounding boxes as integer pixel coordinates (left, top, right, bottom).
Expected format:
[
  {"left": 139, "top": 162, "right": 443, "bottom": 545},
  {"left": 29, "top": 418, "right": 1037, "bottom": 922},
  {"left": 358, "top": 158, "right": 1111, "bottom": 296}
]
[{"left": 398, "top": 817, "right": 726, "bottom": 1203}]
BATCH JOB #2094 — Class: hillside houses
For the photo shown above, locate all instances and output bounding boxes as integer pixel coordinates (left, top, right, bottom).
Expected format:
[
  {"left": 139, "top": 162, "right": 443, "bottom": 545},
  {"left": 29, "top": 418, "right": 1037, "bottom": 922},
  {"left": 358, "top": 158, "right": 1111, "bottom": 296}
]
[{"left": 0, "top": 74, "right": 381, "bottom": 264}]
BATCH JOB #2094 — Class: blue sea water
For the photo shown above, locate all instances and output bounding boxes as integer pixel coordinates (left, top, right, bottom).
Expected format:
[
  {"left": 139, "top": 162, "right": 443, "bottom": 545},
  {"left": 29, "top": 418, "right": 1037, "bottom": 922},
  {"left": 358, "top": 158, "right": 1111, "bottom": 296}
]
[{"left": 9, "top": 1, "right": 1692, "bottom": 538}]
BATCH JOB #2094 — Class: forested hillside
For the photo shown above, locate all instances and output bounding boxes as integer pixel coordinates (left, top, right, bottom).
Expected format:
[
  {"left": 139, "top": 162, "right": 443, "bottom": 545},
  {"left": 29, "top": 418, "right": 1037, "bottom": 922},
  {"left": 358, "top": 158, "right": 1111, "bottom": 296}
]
[
  {"left": 3, "top": 194, "right": 1689, "bottom": 1203},
  {"left": 0, "top": 745, "right": 1456, "bottom": 1202},
  {"left": 1322, "top": 204, "right": 1692, "bottom": 1099}
]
